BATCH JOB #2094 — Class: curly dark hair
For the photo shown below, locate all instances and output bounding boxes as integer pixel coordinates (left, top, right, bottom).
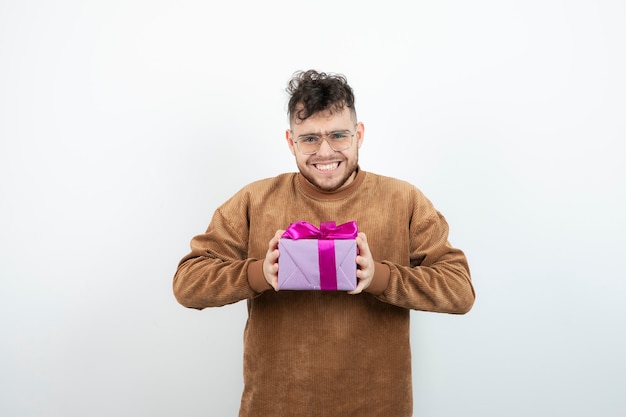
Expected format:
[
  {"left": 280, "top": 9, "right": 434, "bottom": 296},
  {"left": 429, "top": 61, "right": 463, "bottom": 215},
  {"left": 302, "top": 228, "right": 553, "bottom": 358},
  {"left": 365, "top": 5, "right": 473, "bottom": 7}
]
[{"left": 286, "top": 70, "right": 356, "bottom": 125}]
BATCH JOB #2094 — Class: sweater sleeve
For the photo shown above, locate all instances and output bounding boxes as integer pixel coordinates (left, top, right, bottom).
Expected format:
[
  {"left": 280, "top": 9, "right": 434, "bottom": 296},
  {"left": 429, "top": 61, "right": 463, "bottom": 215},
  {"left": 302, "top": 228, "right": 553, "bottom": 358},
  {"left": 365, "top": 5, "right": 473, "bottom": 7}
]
[
  {"left": 173, "top": 202, "right": 263, "bottom": 309},
  {"left": 376, "top": 193, "right": 475, "bottom": 314}
]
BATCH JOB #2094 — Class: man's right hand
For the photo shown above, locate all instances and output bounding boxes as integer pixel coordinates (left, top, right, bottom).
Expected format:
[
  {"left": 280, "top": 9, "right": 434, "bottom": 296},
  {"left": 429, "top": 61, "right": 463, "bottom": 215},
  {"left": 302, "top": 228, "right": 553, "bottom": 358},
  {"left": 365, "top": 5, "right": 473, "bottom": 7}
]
[{"left": 263, "top": 229, "right": 284, "bottom": 291}]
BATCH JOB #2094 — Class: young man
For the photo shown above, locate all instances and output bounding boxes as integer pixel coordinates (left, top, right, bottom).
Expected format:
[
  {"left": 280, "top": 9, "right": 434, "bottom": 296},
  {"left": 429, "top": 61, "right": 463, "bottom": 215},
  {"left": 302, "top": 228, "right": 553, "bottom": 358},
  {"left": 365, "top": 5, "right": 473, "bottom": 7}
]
[{"left": 173, "top": 70, "right": 475, "bottom": 416}]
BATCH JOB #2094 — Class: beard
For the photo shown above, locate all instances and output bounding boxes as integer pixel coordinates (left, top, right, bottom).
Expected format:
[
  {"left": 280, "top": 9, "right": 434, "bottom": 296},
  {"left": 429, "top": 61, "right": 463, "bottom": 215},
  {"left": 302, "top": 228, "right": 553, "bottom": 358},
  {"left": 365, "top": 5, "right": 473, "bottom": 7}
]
[{"left": 297, "top": 153, "right": 359, "bottom": 192}]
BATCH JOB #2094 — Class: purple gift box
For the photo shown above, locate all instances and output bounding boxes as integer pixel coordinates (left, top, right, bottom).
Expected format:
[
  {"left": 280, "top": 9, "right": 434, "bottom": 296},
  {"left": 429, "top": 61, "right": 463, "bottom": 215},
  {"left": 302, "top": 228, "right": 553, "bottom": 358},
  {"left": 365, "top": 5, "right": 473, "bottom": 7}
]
[{"left": 278, "top": 221, "right": 358, "bottom": 291}]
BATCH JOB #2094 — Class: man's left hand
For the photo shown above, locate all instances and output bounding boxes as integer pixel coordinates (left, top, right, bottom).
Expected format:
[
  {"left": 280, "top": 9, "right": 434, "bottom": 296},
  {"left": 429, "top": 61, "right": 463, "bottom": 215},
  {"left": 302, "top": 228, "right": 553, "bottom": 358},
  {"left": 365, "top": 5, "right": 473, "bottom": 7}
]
[{"left": 349, "top": 232, "right": 375, "bottom": 295}]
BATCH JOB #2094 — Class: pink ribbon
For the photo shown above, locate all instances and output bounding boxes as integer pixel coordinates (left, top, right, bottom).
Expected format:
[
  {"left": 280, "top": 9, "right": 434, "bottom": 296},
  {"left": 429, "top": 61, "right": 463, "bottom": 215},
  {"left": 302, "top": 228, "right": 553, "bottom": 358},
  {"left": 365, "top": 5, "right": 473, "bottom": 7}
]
[
  {"left": 282, "top": 221, "right": 357, "bottom": 290},
  {"left": 282, "top": 221, "right": 358, "bottom": 240}
]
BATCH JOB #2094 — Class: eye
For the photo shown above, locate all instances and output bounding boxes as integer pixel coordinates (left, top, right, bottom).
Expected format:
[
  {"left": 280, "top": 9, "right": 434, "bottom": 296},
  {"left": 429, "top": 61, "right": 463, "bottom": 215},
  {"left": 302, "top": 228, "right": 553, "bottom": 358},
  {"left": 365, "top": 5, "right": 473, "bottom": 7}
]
[
  {"left": 300, "top": 136, "right": 320, "bottom": 144},
  {"left": 331, "top": 132, "right": 348, "bottom": 140}
]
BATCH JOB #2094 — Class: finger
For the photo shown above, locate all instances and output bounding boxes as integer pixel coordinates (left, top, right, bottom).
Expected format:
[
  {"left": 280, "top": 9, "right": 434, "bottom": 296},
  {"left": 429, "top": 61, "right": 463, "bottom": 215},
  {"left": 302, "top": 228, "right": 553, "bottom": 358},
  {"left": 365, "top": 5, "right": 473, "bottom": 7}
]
[
  {"left": 269, "top": 230, "right": 284, "bottom": 250},
  {"left": 349, "top": 269, "right": 369, "bottom": 295},
  {"left": 356, "top": 233, "right": 371, "bottom": 256},
  {"left": 267, "top": 248, "right": 280, "bottom": 264},
  {"left": 356, "top": 254, "right": 372, "bottom": 272},
  {"left": 348, "top": 281, "right": 365, "bottom": 295}
]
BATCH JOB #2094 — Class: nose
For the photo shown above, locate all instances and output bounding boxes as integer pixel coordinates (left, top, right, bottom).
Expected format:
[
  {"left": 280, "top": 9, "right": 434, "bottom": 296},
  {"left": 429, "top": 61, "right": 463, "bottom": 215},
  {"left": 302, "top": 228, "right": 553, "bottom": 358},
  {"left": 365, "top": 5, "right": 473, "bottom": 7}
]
[{"left": 316, "top": 137, "right": 336, "bottom": 155}]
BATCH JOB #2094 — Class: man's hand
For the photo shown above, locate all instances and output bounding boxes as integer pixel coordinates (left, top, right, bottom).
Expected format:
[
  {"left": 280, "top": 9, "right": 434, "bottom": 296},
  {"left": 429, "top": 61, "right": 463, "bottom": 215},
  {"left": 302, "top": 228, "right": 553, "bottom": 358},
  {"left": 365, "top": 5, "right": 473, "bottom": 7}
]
[
  {"left": 263, "top": 229, "right": 284, "bottom": 291},
  {"left": 349, "top": 232, "right": 375, "bottom": 295}
]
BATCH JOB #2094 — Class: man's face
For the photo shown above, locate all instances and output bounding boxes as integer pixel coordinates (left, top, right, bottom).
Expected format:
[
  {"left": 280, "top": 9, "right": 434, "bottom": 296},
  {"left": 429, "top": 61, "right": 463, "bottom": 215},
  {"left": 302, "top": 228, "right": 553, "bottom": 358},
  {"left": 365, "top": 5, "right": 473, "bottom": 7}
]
[{"left": 286, "top": 107, "right": 364, "bottom": 192}]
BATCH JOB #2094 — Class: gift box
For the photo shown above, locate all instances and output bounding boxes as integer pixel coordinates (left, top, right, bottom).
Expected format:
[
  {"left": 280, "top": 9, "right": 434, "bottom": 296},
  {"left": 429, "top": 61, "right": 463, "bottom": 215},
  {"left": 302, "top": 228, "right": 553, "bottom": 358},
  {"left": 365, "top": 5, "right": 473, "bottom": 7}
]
[{"left": 278, "top": 221, "right": 358, "bottom": 291}]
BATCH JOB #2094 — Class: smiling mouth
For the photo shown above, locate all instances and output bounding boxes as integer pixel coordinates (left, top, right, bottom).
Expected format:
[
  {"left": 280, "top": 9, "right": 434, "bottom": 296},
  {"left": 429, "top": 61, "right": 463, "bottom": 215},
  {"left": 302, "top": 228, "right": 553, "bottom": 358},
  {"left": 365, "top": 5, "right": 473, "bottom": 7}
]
[{"left": 314, "top": 162, "right": 340, "bottom": 171}]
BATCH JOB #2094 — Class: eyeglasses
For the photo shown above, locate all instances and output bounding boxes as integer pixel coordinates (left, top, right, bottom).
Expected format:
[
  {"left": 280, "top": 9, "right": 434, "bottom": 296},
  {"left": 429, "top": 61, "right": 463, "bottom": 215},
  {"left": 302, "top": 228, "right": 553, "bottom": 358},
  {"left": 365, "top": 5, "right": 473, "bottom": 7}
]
[{"left": 292, "top": 130, "right": 355, "bottom": 155}]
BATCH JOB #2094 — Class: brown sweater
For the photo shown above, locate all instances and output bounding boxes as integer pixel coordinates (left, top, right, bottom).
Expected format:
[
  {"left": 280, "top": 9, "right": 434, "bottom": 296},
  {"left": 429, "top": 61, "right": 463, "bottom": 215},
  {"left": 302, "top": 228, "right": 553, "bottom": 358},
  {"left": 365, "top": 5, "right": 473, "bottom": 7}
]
[{"left": 174, "top": 169, "right": 475, "bottom": 417}]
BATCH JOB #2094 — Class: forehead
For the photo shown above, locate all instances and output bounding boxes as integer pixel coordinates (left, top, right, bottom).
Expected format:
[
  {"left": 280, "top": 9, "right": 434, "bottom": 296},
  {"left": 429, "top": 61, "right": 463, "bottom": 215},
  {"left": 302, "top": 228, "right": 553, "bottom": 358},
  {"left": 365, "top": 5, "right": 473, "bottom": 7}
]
[{"left": 291, "top": 107, "right": 354, "bottom": 132}]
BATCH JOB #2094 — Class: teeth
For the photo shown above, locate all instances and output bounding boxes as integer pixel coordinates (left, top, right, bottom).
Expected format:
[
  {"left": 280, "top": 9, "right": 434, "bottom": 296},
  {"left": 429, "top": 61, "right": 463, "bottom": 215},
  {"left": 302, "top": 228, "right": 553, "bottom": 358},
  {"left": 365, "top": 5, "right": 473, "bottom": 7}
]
[{"left": 316, "top": 162, "right": 339, "bottom": 171}]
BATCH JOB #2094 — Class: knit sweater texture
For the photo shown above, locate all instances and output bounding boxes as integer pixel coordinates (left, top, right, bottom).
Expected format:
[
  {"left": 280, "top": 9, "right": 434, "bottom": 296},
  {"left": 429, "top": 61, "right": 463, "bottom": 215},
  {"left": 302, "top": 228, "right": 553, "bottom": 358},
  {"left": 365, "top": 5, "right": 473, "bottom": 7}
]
[{"left": 173, "top": 168, "right": 475, "bottom": 417}]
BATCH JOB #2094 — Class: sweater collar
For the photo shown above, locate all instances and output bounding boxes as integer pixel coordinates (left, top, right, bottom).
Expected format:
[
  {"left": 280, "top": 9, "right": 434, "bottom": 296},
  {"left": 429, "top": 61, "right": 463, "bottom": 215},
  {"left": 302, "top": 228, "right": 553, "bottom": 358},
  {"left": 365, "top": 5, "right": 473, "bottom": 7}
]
[{"left": 296, "top": 166, "right": 365, "bottom": 200}]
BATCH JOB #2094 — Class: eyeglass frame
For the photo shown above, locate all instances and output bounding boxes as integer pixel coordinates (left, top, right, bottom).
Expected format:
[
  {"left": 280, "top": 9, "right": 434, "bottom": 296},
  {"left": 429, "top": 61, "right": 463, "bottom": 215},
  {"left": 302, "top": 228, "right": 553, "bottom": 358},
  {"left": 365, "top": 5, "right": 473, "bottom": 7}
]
[{"left": 290, "top": 128, "right": 357, "bottom": 155}]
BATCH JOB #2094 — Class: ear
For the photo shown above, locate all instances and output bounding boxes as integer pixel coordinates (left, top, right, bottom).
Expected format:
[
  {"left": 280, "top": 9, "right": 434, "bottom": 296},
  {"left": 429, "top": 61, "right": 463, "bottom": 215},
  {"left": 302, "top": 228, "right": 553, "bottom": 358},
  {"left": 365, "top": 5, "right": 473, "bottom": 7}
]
[
  {"left": 355, "top": 122, "right": 365, "bottom": 149},
  {"left": 286, "top": 129, "right": 296, "bottom": 155}
]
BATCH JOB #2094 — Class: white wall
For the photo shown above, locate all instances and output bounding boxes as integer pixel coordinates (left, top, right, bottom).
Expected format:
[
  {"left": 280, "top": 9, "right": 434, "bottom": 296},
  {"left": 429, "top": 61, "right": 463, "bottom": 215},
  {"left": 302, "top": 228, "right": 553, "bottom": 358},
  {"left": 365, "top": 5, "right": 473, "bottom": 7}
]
[{"left": 1, "top": 1, "right": 624, "bottom": 416}]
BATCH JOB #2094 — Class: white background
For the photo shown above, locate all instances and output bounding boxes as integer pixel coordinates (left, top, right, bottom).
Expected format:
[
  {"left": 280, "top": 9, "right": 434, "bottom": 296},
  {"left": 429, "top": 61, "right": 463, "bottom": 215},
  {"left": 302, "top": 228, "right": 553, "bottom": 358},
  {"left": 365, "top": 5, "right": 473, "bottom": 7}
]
[{"left": 1, "top": 0, "right": 625, "bottom": 416}]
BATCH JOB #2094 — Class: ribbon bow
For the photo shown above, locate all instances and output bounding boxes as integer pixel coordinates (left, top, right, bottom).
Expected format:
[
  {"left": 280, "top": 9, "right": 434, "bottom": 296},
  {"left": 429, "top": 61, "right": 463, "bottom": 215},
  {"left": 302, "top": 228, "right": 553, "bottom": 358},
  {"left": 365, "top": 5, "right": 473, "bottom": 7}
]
[{"left": 281, "top": 221, "right": 358, "bottom": 240}]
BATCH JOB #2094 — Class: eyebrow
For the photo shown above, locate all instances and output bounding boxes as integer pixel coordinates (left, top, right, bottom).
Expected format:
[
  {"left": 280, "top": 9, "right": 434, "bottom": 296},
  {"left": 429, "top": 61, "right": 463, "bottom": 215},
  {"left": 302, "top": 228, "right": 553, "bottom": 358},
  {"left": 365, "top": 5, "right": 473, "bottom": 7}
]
[{"left": 297, "top": 129, "right": 352, "bottom": 137}]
